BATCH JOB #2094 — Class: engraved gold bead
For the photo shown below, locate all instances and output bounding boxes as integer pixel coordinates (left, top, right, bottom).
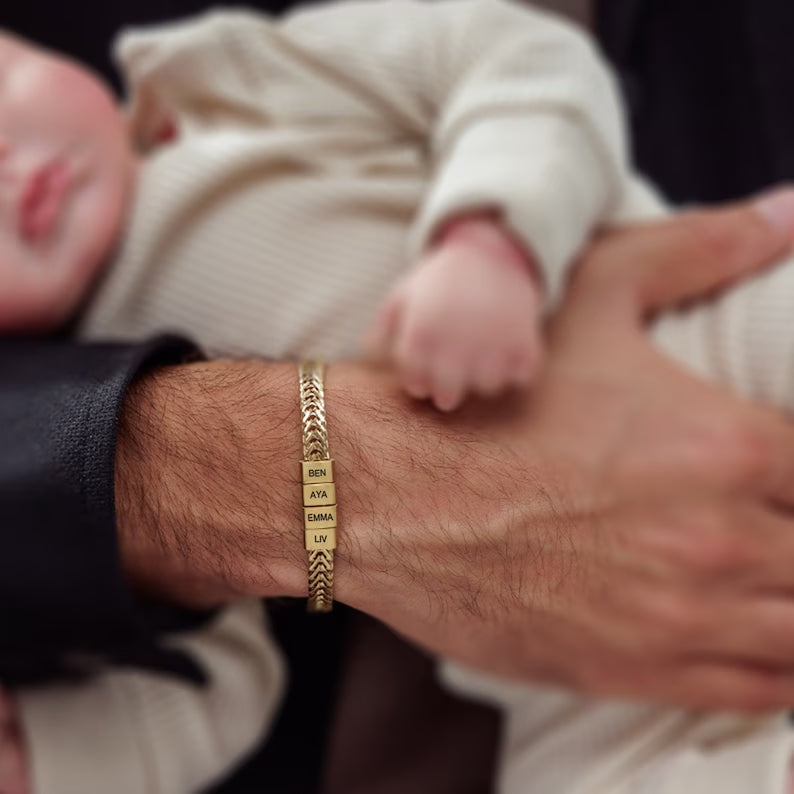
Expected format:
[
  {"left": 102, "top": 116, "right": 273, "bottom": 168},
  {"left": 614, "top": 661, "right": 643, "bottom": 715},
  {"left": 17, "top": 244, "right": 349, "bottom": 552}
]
[
  {"left": 303, "top": 505, "right": 338, "bottom": 530},
  {"left": 302, "top": 482, "right": 337, "bottom": 507},
  {"left": 305, "top": 527, "right": 338, "bottom": 551},
  {"left": 301, "top": 460, "right": 334, "bottom": 484}
]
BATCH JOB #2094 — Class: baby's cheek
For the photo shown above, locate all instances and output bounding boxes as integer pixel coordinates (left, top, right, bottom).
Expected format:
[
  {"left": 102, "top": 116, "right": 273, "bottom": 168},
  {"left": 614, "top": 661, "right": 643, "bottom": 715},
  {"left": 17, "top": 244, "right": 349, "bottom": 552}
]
[
  {"left": 0, "top": 248, "right": 77, "bottom": 332},
  {"left": 57, "top": 169, "right": 127, "bottom": 306}
]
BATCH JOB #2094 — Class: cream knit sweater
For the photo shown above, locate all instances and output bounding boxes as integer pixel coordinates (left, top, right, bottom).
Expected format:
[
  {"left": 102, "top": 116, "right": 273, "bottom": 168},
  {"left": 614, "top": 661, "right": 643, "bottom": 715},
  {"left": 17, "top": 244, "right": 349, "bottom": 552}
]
[
  {"left": 80, "top": 0, "right": 631, "bottom": 355},
  {"left": 17, "top": 600, "right": 285, "bottom": 794},
  {"left": 51, "top": 0, "right": 794, "bottom": 792}
]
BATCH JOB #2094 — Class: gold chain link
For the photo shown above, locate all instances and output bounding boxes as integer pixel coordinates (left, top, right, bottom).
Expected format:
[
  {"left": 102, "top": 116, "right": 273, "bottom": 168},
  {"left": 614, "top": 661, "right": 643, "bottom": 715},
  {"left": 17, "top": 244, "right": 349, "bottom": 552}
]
[
  {"left": 307, "top": 549, "right": 334, "bottom": 613},
  {"left": 299, "top": 363, "right": 330, "bottom": 461}
]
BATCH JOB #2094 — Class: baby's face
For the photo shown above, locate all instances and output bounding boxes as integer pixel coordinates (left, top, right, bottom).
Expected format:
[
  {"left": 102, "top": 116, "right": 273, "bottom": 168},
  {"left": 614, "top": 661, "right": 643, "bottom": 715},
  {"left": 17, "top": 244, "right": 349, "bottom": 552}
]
[{"left": 0, "top": 31, "right": 135, "bottom": 331}]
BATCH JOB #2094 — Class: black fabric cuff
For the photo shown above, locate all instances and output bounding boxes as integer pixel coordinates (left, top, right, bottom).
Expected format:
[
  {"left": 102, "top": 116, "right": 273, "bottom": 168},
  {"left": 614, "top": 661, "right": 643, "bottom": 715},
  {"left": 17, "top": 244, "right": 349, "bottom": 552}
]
[{"left": 0, "top": 336, "right": 209, "bottom": 684}]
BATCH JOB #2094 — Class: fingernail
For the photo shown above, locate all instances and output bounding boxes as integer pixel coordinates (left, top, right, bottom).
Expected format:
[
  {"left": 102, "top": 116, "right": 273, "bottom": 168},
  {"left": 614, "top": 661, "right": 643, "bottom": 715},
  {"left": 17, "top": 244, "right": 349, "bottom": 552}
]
[
  {"left": 754, "top": 185, "right": 794, "bottom": 236},
  {"left": 434, "top": 392, "right": 460, "bottom": 412}
]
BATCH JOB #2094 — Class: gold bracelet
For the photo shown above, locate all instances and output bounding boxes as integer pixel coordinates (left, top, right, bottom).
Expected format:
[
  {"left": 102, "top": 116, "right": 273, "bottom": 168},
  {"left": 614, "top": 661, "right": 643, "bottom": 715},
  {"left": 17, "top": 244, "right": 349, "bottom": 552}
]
[{"left": 298, "top": 360, "right": 336, "bottom": 612}]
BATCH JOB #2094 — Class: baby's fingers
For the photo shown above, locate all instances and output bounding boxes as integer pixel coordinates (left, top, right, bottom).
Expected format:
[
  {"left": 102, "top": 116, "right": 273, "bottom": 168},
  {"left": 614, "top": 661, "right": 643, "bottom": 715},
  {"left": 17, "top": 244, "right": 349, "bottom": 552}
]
[
  {"left": 510, "top": 351, "right": 537, "bottom": 387},
  {"left": 394, "top": 321, "right": 435, "bottom": 400},
  {"left": 363, "top": 287, "right": 405, "bottom": 359},
  {"left": 471, "top": 354, "right": 509, "bottom": 397},
  {"left": 511, "top": 330, "right": 545, "bottom": 387},
  {"left": 429, "top": 347, "right": 467, "bottom": 412},
  {"left": 471, "top": 323, "right": 544, "bottom": 396}
]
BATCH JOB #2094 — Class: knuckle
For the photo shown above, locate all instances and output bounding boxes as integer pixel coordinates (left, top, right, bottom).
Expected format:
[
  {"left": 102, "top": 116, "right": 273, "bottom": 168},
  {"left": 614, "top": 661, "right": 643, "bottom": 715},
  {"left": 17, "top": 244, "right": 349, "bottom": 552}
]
[
  {"left": 641, "top": 506, "right": 742, "bottom": 580},
  {"left": 709, "top": 421, "right": 771, "bottom": 488},
  {"left": 644, "top": 591, "right": 706, "bottom": 646},
  {"left": 682, "top": 530, "right": 748, "bottom": 579},
  {"left": 686, "top": 414, "right": 771, "bottom": 489},
  {"left": 667, "top": 515, "right": 751, "bottom": 580}
]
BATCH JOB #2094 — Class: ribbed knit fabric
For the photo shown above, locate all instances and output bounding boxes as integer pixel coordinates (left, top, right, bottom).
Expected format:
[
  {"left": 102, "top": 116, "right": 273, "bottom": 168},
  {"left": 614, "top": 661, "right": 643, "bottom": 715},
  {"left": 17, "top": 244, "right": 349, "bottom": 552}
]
[
  {"left": 653, "top": 258, "right": 794, "bottom": 412},
  {"left": 79, "top": 0, "right": 628, "bottom": 351},
  {"left": 441, "top": 666, "right": 794, "bottom": 794},
  {"left": 496, "top": 685, "right": 794, "bottom": 794},
  {"left": 61, "top": 1, "right": 794, "bottom": 792},
  {"left": 18, "top": 600, "right": 285, "bottom": 794}
]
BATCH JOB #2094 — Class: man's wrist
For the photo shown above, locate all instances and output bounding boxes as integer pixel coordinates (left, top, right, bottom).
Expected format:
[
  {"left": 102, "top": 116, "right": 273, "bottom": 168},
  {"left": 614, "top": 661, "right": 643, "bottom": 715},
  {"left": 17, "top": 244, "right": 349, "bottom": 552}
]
[
  {"left": 113, "top": 356, "right": 470, "bottom": 616},
  {"left": 112, "top": 355, "right": 539, "bottom": 646}
]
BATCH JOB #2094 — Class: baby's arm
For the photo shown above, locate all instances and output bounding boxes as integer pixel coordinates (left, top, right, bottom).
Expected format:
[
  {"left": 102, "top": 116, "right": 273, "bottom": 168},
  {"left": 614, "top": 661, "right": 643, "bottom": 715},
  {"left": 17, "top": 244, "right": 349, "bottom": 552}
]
[
  {"left": 118, "top": 0, "right": 629, "bottom": 408},
  {"left": 367, "top": 212, "right": 544, "bottom": 411},
  {"left": 284, "top": 0, "right": 628, "bottom": 406},
  {"left": 9, "top": 600, "right": 284, "bottom": 794},
  {"left": 279, "top": 0, "right": 628, "bottom": 284}
]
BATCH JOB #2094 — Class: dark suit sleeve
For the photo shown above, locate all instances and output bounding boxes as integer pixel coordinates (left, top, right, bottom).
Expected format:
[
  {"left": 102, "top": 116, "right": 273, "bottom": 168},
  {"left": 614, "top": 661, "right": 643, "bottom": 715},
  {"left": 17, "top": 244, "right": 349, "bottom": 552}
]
[{"left": 0, "top": 336, "right": 209, "bottom": 684}]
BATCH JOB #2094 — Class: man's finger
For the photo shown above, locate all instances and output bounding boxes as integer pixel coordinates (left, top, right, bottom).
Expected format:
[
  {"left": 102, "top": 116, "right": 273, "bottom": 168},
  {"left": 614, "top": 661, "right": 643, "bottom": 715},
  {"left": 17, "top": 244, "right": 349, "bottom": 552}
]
[
  {"left": 746, "top": 403, "right": 794, "bottom": 507},
  {"left": 606, "top": 660, "right": 794, "bottom": 712},
  {"left": 698, "top": 595, "right": 794, "bottom": 668},
  {"left": 638, "top": 189, "right": 794, "bottom": 313},
  {"left": 573, "top": 187, "right": 794, "bottom": 320}
]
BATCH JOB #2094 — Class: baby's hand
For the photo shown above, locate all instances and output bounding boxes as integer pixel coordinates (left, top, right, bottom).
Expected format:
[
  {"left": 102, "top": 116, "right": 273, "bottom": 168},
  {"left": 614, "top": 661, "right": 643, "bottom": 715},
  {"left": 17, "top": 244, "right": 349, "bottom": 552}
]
[{"left": 366, "top": 215, "right": 544, "bottom": 411}]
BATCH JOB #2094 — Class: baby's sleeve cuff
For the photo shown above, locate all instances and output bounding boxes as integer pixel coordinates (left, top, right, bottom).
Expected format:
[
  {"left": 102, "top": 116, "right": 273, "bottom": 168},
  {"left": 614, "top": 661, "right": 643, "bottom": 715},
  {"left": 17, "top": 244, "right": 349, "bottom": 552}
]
[{"left": 412, "top": 113, "right": 619, "bottom": 306}]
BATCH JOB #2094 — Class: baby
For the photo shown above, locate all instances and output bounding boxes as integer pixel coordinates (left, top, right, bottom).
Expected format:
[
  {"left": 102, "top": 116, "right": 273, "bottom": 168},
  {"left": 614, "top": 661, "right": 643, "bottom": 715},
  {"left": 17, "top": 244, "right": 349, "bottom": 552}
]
[{"left": 3, "top": 0, "right": 794, "bottom": 792}]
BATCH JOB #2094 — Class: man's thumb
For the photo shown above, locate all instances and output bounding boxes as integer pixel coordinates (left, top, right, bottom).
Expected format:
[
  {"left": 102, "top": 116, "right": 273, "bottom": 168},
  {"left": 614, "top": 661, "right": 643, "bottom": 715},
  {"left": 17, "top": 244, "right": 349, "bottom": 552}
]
[{"left": 632, "top": 186, "right": 794, "bottom": 315}]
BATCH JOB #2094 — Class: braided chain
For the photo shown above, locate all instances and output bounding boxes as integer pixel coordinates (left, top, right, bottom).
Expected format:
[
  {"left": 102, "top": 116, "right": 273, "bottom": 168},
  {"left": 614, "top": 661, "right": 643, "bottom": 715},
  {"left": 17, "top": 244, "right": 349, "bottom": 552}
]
[
  {"left": 307, "top": 549, "right": 334, "bottom": 613},
  {"left": 299, "top": 362, "right": 329, "bottom": 461},
  {"left": 299, "top": 361, "right": 334, "bottom": 612}
]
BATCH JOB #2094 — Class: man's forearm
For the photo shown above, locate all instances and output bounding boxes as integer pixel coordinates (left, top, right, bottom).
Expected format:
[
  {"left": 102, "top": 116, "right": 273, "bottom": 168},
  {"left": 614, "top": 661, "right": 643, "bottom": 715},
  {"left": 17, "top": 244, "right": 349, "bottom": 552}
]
[
  {"left": 115, "top": 357, "right": 533, "bottom": 612},
  {"left": 115, "top": 360, "right": 308, "bottom": 606}
]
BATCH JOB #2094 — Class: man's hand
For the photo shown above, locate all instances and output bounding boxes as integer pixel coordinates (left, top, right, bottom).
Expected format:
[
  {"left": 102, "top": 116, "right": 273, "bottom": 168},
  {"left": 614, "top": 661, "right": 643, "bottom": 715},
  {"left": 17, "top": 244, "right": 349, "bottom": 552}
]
[
  {"left": 117, "top": 190, "right": 794, "bottom": 711},
  {"left": 338, "top": 191, "right": 794, "bottom": 710}
]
